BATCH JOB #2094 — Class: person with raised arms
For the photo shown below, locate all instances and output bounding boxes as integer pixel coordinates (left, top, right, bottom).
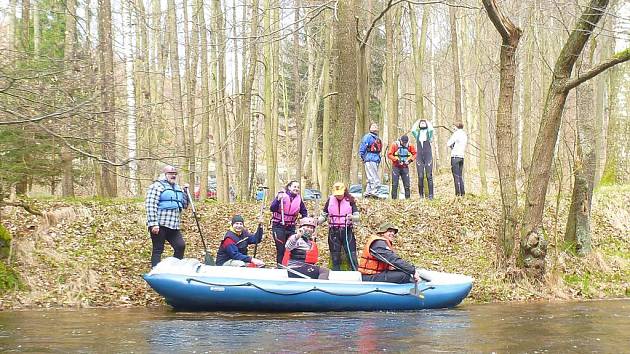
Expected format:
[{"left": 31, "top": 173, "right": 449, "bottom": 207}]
[
  {"left": 283, "top": 217, "right": 330, "bottom": 279},
  {"left": 215, "top": 214, "right": 265, "bottom": 267}
]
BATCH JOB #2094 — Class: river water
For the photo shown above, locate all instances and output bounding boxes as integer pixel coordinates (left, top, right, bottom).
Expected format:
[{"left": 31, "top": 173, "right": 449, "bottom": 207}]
[{"left": 1, "top": 299, "right": 629, "bottom": 353}]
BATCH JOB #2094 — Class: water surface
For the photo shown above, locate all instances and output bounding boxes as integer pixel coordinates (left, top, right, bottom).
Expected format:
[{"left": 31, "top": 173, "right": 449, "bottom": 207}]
[{"left": 1, "top": 300, "right": 628, "bottom": 352}]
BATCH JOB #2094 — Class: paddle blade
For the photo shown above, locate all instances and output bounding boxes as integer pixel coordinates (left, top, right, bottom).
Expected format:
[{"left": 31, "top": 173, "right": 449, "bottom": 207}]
[{"left": 409, "top": 283, "right": 425, "bottom": 298}]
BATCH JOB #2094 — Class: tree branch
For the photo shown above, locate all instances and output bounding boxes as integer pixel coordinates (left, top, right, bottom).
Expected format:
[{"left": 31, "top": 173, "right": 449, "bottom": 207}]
[
  {"left": 0, "top": 200, "right": 43, "bottom": 216},
  {"left": 564, "top": 48, "right": 630, "bottom": 91},
  {"left": 482, "top": 0, "right": 521, "bottom": 43}
]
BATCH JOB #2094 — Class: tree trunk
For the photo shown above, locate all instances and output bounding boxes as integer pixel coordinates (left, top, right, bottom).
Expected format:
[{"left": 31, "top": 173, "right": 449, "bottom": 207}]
[
  {"left": 167, "top": 0, "right": 186, "bottom": 169},
  {"left": 98, "top": 0, "right": 117, "bottom": 197},
  {"left": 240, "top": 0, "right": 258, "bottom": 198},
  {"left": 482, "top": 0, "right": 522, "bottom": 265},
  {"left": 321, "top": 21, "right": 332, "bottom": 196},
  {"left": 123, "top": 0, "right": 138, "bottom": 196},
  {"left": 521, "top": 22, "right": 534, "bottom": 177},
  {"left": 33, "top": 0, "right": 39, "bottom": 56},
  {"left": 449, "top": 6, "right": 463, "bottom": 125},
  {"left": 565, "top": 41, "right": 596, "bottom": 255},
  {"left": 21, "top": 0, "right": 30, "bottom": 52},
  {"left": 326, "top": 0, "right": 357, "bottom": 187},
  {"left": 522, "top": 0, "right": 630, "bottom": 278},
  {"left": 263, "top": 0, "right": 277, "bottom": 194},
  {"left": 183, "top": 0, "right": 198, "bottom": 189},
  {"left": 62, "top": 0, "right": 77, "bottom": 197},
  {"left": 196, "top": 0, "right": 210, "bottom": 201},
  {"left": 410, "top": 5, "right": 428, "bottom": 121},
  {"left": 293, "top": 0, "right": 303, "bottom": 184},
  {"left": 385, "top": 9, "right": 397, "bottom": 144},
  {"left": 478, "top": 86, "right": 488, "bottom": 194},
  {"left": 600, "top": 66, "right": 621, "bottom": 185},
  {"left": 8, "top": 0, "right": 16, "bottom": 59},
  {"left": 211, "top": 0, "right": 229, "bottom": 201}
]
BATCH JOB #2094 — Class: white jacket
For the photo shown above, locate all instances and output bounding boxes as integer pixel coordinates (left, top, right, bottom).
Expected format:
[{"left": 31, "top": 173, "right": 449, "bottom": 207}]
[{"left": 447, "top": 129, "right": 467, "bottom": 158}]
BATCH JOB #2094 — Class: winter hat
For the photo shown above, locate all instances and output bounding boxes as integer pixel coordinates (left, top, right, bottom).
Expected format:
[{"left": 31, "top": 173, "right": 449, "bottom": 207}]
[
  {"left": 400, "top": 135, "right": 409, "bottom": 144},
  {"left": 231, "top": 215, "right": 245, "bottom": 225}
]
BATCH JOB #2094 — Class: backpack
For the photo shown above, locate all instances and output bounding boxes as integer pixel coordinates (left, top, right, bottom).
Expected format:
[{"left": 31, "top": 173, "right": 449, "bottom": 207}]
[{"left": 367, "top": 137, "right": 382, "bottom": 153}]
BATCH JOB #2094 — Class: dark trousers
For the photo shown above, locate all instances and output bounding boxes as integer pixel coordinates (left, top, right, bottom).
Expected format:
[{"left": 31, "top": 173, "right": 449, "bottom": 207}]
[
  {"left": 150, "top": 226, "right": 186, "bottom": 267},
  {"left": 272, "top": 223, "right": 296, "bottom": 266},
  {"left": 416, "top": 144, "right": 434, "bottom": 198},
  {"left": 451, "top": 157, "right": 465, "bottom": 196},
  {"left": 391, "top": 166, "right": 411, "bottom": 199},
  {"left": 361, "top": 271, "right": 413, "bottom": 284},
  {"left": 328, "top": 227, "right": 358, "bottom": 271}
]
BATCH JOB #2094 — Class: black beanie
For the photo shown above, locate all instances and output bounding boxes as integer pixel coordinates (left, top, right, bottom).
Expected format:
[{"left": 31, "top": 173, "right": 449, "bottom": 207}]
[{"left": 231, "top": 215, "right": 245, "bottom": 225}]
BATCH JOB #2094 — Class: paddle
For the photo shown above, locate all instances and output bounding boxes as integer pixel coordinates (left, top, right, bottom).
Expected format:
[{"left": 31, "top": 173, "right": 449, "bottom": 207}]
[
  {"left": 370, "top": 250, "right": 423, "bottom": 297},
  {"left": 277, "top": 263, "right": 311, "bottom": 279},
  {"left": 185, "top": 187, "right": 215, "bottom": 266},
  {"left": 254, "top": 186, "right": 268, "bottom": 259}
]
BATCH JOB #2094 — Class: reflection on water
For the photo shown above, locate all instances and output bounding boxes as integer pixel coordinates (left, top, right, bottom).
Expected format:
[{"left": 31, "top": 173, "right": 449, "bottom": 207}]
[{"left": 1, "top": 300, "right": 629, "bottom": 352}]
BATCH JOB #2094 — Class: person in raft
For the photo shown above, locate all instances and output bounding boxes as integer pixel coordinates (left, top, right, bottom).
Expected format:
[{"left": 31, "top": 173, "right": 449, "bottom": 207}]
[
  {"left": 145, "top": 165, "right": 189, "bottom": 268},
  {"left": 358, "top": 222, "right": 421, "bottom": 284},
  {"left": 283, "top": 217, "right": 330, "bottom": 280},
  {"left": 318, "top": 182, "right": 360, "bottom": 271},
  {"left": 215, "top": 214, "right": 265, "bottom": 267},
  {"left": 270, "top": 180, "right": 308, "bottom": 266}
]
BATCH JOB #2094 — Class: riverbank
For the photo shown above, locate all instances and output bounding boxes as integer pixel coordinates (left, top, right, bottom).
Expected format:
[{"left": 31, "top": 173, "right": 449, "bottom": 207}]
[{"left": 1, "top": 186, "right": 628, "bottom": 310}]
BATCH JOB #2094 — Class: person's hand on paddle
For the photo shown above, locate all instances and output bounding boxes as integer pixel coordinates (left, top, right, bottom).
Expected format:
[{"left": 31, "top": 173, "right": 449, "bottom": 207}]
[
  {"left": 413, "top": 269, "right": 421, "bottom": 283},
  {"left": 150, "top": 225, "right": 160, "bottom": 235},
  {"left": 258, "top": 213, "right": 265, "bottom": 224},
  {"left": 250, "top": 258, "right": 265, "bottom": 267},
  {"left": 182, "top": 183, "right": 190, "bottom": 190},
  {"left": 276, "top": 190, "right": 286, "bottom": 201}
]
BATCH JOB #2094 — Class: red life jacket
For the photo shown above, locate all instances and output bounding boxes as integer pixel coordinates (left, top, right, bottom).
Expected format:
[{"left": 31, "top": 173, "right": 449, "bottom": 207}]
[
  {"left": 358, "top": 235, "right": 394, "bottom": 275},
  {"left": 327, "top": 196, "right": 353, "bottom": 227},
  {"left": 281, "top": 239, "right": 319, "bottom": 265},
  {"left": 272, "top": 194, "right": 302, "bottom": 226}
]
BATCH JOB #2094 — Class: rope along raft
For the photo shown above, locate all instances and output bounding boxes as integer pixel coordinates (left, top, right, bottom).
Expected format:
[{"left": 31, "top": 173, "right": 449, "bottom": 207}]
[{"left": 186, "top": 278, "right": 433, "bottom": 297}]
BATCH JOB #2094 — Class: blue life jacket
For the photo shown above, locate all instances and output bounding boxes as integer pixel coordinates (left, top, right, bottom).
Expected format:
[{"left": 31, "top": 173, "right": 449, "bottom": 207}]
[
  {"left": 157, "top": 181, "right": 185, "bottom": 210},
  {"left": 396, "top": 141, "right": 410, "bottom": 164}
]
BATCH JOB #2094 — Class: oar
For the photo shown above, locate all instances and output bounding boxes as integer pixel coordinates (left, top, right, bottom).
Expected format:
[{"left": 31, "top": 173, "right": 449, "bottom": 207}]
[
  {"left": 277, "top": 263, "right": 310, "bottom": 279},
  {"left": 185, "top": 187, "right": 215, "bottom": 266},
  {"left": 370, "top": 251, "right": 423, "bottom": 297},
  {"left": 254, "top": 186, "right": 268, "bottom": 259}
]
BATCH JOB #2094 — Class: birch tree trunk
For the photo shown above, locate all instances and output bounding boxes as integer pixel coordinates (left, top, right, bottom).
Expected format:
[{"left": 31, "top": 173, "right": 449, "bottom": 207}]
[
  {"left": 123, "top": 0, "right": 138, "bottom": 196},
  {"left": 565, "top": 41, "right": 596, "bottom": 255},
  {"left": 482, "top": 0, "right": 521, "bottom": 266},
  {"left": 167, "top": 0, "right": 187, "bottom": 169},
  {"left": 98, "top": 0, "right": 117, "bottom": 197}
]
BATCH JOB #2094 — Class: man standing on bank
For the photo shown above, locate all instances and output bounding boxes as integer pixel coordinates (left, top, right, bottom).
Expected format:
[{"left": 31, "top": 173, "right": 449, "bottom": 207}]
[
  {"left": 359, "top": 122, "right": 383, "bottom": 198},
  {"left": 446, "top": 122, "right": 468, "bottom": 197},
  {"left": 145, "top": 165, "right": 189, "bottom": 268},
  {"left": 387, "top": 135, "right": 416, "bottom": 199}
]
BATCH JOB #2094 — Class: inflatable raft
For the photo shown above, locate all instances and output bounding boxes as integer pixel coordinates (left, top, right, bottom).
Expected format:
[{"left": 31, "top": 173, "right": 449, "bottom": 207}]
[{"left": 143, "top": 257, "right": 474, "bottom": 312}]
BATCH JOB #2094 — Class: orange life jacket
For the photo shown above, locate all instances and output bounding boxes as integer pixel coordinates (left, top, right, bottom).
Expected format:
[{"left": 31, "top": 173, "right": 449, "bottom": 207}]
[
  {"left": 281, "top": 240, "right": 319, "bottom": 265},
  {"left": 358, "top": 235, "right": 394, "bottom": 275}
]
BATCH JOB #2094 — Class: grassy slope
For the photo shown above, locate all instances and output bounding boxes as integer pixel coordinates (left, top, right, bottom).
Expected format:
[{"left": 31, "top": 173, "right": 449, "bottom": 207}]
[{"left": 1, "top": 187, "right": 628, "bottom": 309}]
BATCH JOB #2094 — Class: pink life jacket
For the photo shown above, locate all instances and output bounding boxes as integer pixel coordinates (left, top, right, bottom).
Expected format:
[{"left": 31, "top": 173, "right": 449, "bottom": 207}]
[
  {"left": 272, "top": 193, "right": 302, "bottom": 226},
  {"left": 327, "top": 196, "right": 353, "bottom": 228}
]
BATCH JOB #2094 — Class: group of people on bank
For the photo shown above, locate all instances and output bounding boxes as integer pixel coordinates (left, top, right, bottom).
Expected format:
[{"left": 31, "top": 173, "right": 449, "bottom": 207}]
[
  {"left": 360, "top": 120, "right": 468, "bottom": 199},
  {"left": 146, "top": 168, "right": 421, "bottom": 284}
]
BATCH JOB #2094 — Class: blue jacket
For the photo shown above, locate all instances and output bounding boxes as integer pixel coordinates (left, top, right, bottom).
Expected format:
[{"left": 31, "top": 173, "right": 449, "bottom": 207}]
[
  {"left": 215, "top": 226, "right": 264, "bottom": 265},
  {"left": 359, "top": 132, "right": 382, "bottom": 163}
]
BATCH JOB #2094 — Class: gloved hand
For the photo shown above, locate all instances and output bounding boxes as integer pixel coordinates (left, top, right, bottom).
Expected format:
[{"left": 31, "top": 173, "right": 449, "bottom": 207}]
[
  {"left": 250, "top": 258, "right": 265, "bottom": 267},
  {"left": 317, "top": 216, "right": 326, "bottom": 225}
]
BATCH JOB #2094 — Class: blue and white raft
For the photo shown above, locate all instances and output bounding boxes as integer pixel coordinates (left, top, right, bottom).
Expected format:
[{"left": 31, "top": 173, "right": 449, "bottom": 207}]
[{"left": 143, "top": 257, "right": 474, "bottom": 312}]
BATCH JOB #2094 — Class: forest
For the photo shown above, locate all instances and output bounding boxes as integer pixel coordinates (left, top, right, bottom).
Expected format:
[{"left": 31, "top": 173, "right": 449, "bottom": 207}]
[{"left": 0, "top": 0, "right": 629, "bottom": 295}]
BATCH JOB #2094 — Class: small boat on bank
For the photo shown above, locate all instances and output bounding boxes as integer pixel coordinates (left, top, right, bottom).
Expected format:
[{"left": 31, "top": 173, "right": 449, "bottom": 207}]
[{"left": 143, "top": 257, "right": 474, "bottom": 312}]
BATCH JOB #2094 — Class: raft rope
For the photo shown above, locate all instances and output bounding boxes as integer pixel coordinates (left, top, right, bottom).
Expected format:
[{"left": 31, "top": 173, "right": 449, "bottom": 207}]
[{"left": 186, "top": 278, "right": 434, "bottom": 297}]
